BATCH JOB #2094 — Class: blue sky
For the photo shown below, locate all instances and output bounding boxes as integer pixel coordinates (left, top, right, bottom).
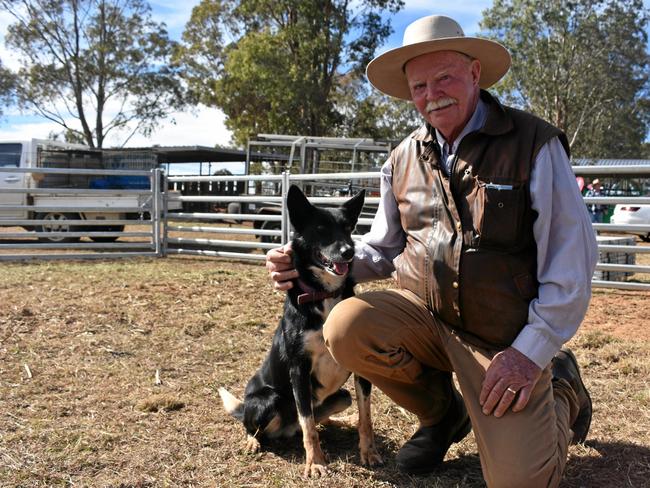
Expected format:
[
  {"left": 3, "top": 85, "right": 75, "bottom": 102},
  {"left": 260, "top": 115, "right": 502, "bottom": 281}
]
[
  {"left": 0, "top": 1, "right": 496, "bottom": 150},
  {"left": 0, "top": 0, "right": 648, "bottom": 154}
]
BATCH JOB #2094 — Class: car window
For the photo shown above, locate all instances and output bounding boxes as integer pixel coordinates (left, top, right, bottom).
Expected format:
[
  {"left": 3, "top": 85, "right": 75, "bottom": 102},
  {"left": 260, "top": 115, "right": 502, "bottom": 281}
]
[{"left": 0, "top": 143, "right": 22, "bottom": 167}]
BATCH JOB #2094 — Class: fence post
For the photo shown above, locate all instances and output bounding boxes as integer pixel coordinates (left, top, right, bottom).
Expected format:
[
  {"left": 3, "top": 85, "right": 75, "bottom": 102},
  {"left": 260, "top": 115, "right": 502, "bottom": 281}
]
[
  {"left": 281, "top": 171, "right": 291, "bottom": 244},
  {"left": 162, "top": 170, "right": 169, "bottom": 257},
  {"left": 152, "top": 168, "right": 162, "bottom": 256}
]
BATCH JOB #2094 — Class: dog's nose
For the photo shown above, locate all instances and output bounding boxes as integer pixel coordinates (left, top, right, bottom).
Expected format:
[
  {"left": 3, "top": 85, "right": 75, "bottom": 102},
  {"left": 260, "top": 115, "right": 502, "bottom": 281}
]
[{"left": 341, "top": 245, "right": 354, "bottom": 261}]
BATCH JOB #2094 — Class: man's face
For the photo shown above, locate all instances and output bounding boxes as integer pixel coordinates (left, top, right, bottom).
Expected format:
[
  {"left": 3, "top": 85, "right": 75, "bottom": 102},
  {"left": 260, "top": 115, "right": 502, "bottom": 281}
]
[{"left": 405, "top": 51, "right": 481, "bottom": 143}]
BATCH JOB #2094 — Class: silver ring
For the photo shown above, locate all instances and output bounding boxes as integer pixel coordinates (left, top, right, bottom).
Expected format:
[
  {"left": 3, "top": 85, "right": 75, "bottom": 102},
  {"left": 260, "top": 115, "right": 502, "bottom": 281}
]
[{"left": 506, "top": 387, "right": 517, "bottom": 395}]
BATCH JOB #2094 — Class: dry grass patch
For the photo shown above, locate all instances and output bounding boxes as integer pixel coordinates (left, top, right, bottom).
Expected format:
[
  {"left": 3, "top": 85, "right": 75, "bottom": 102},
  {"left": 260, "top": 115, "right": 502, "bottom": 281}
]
[{"left": 0, "top": 257, "right": 648, "bottom": 487}]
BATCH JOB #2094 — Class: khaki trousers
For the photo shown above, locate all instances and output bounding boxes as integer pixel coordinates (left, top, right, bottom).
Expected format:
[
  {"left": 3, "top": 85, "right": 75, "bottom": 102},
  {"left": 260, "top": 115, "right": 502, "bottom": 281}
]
[{"left": 323, "top": 289, "right": 579, "bottom": 488}]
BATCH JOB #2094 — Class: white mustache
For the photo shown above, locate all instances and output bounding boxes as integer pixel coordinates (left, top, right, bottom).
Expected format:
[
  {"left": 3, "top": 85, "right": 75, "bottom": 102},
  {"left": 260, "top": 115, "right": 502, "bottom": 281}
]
[{"left": 426, "top": 97, "right": 457, "bottom": 112}]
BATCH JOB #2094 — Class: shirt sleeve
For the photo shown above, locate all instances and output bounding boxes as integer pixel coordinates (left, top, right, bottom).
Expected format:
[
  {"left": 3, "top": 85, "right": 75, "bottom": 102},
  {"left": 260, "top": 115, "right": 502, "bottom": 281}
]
[
  {"left": 511, "top": 137, "right": 599, "bottom": 368},
  {"left": 352, "top": 157, "right": 406, "bottom": 283}
]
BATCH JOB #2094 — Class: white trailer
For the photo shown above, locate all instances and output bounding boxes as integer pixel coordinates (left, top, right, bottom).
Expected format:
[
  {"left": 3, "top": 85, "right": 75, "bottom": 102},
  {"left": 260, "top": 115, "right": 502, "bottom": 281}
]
[{"left": 0, "top": 139, "right": 179, "bottom": 242}]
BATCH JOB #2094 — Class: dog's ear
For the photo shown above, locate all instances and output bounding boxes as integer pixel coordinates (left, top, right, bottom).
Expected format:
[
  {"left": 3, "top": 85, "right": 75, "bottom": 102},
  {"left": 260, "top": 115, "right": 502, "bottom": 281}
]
[
  {"left": 342, "top": 189, "right": 365, "bottom": 226},
  {"left": 287, "top": 184, "right": 314, "bottom": 233}
]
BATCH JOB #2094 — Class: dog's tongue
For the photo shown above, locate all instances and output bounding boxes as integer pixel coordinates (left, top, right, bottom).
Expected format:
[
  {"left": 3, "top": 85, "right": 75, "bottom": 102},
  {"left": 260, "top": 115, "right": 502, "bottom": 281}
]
[{"left": 333, "top": 261, "right": 349, "bottom": 275}]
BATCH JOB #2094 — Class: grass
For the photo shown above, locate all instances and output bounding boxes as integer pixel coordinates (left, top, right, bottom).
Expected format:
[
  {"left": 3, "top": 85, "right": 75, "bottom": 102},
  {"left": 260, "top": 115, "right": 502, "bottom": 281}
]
[{"left": 0, "top": 257, "right": 649, "bottom": 487}]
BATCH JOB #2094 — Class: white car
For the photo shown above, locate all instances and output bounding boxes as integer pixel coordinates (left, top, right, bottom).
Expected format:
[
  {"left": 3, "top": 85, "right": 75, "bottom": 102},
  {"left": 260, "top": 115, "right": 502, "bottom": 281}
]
[{"left": 610, "top": 204, "right": 650, "bottom": 242}]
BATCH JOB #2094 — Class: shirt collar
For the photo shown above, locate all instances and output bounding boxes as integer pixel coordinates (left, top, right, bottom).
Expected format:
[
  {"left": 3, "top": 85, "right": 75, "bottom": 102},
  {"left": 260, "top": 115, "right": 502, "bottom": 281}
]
[{"left": 434, "top": 97, "right": 488, "bottom": 155}]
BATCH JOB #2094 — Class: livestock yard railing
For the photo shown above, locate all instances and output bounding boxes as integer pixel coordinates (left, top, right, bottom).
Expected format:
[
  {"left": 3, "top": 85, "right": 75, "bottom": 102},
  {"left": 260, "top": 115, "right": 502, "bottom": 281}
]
[
  {"left": 2, "top": 165, "right": 648, "bottom": 291},
  {"left": 165, "top": 166, "right": 650, "bottom": 291},
  {"left": 0, "top": 167, "right": 163, "bottom": 260}
]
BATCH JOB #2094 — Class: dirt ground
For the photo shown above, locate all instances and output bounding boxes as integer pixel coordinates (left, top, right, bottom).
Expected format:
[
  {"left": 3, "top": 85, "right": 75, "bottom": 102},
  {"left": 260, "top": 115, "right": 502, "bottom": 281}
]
[{"left": 0, "top": 257, "right": 649, "bottom": 488}]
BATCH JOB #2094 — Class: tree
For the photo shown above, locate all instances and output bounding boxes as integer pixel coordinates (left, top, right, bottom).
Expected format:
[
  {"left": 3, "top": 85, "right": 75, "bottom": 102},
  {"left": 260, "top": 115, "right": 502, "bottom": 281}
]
[
  {"left": 481, "top": 0, "right": 649, "bottom": 158},
  {"left": 176, "top": 0, "right": 403, "bottom": 146},
  {"left": 335, "top": 76, "right": 421, "bottom": 141},
  {"left": 0, "top": 60, "right": 16, "bottom": 117},
  {"left": 2, "top": 0, "right": 187, "bottom": 148}
]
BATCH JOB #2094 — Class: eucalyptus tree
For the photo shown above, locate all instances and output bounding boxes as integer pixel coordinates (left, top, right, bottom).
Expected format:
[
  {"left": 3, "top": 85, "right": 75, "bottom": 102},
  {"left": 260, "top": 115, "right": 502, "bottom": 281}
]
[
  {"left": 176, "top": 0, "right": 404, "bottom": 145},
  {"left": 481, "top": 0, "right": 649, "bottom": 157},
  {"left": 2, "top": 0, "right": 186, "bottom": 148}
]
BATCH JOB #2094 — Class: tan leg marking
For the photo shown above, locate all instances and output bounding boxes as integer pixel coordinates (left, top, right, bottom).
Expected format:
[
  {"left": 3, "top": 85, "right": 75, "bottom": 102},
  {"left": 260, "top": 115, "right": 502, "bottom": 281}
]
[
  {"left": 298, "top": 415, "right": 328, "bottom": 478},
  {"left": 356, "top": 381, "right": 383, "bottom": 466}
]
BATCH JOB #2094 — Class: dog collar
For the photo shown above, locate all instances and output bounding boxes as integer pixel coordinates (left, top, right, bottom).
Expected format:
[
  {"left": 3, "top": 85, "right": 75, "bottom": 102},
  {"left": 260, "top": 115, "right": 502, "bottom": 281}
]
[{"left": 295, "top": 279, "right": 342, "bottom": 305}]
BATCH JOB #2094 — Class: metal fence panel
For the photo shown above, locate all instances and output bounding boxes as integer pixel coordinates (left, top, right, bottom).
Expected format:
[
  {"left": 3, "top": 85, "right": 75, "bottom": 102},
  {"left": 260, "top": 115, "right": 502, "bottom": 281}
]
[
  {"left": 164, "top": 166, "right": 650, "bottom": 291},
  {"left": 0, "top": 166, "right": 162, "bottom": 260}
]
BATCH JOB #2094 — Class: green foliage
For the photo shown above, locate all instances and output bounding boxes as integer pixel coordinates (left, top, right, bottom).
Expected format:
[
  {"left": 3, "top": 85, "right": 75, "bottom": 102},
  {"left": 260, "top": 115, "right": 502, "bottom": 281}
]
[
  {"left": 0, "top": 59, "right": 16, "bottom": 117},
  {"left": 176, "top": 0, "right": 404, "bottom": 145},
  {"left": 2, "top": 0, "right": 187, "bottom": 148},
  {"left": 481, "top": 0, "right": 650, "bottom": 158},
  {"left": 335, "top": 76, "right": 421, "bottom": 141}
]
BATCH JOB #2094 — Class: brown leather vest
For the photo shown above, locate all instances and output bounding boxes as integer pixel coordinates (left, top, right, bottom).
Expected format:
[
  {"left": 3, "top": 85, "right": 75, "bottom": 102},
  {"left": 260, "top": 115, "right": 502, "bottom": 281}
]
[{"left": 391, "top": 91, "right": 569, "bottom": 349}]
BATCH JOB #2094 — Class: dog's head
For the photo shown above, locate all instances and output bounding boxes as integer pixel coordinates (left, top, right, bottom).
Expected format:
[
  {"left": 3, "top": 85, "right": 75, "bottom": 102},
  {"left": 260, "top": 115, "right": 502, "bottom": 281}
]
[{"left": 287, "top": 185, "right": 365, "bottom": 291}]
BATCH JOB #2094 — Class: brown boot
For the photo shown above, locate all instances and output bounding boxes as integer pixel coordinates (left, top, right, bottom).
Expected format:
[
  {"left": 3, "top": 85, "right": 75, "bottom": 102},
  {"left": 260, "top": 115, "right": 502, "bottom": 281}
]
[
  {"left": 552, "top": 348, "right": 592, "bottom": 444},
  {"left": 395, "top": 386, "right": 471, "bottom": 475}
]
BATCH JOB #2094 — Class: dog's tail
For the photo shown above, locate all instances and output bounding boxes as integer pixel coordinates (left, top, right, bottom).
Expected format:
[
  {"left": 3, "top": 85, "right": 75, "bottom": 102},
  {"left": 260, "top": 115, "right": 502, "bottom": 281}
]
[{"left": 218, "top": 387, "right": 244, "bottom": 421}]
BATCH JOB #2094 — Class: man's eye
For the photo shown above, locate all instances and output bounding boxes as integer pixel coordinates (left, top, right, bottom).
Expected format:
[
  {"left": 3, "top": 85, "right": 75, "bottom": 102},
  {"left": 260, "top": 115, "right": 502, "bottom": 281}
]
[{"left": 413, "top": 83, "right": 425, "bottom": 91}]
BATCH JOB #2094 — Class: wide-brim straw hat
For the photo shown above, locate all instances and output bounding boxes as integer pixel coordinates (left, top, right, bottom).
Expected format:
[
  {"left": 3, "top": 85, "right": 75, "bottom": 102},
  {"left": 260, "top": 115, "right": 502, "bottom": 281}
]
[{"left": 366, "top": 15, "right": 511, "bottom": 100}]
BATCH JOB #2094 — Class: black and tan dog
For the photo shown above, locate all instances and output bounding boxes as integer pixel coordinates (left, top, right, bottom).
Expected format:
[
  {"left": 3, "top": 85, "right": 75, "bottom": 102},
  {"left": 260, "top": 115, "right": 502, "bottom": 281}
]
[{"left": 219, "top": 185, "right": 382, "bottom": 477}]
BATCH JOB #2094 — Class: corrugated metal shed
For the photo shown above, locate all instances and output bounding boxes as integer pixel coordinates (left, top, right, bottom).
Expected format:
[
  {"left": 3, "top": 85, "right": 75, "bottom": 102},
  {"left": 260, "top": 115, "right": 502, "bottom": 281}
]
[{"left": 573, "top": 158, "right": 650, "bottom": 166}]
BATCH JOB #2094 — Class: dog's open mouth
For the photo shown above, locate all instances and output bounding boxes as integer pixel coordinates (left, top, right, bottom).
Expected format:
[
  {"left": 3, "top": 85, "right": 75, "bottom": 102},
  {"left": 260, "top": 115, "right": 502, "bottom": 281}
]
[{"left": 318, "top": 252, "right": 350, "bottom": 276}]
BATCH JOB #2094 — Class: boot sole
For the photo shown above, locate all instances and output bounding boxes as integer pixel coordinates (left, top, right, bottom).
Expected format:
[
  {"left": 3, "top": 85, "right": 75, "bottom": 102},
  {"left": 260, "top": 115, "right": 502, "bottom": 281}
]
[
  {"left": 561, "top": 348, "right": 592, "bottom": 444},
  {"left": 397, "top": 416, "right": 472, "bottom": 475}
]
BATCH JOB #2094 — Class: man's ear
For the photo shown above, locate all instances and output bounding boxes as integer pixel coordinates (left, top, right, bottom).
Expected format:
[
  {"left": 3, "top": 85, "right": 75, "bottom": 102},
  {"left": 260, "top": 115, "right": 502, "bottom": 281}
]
[
  {"left": 287, "top": 185, "right": 314, "bottom": 233},
  {"left": 342, "top": 189, "right": 365, "bottom": 227},
  {"left": 471, "top": 58, "right": 481, "bottom": 86}
]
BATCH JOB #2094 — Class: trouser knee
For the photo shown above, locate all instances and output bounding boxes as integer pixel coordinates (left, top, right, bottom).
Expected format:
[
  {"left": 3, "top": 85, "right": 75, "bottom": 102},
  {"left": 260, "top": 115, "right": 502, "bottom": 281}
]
[{"left": 322, "top": 296, "right": 369, "bottom": 368}]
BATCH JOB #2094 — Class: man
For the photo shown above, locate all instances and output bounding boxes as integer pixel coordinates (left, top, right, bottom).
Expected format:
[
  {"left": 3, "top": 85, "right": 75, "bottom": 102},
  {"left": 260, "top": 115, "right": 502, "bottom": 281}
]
[
  {"left": 586, "top": 178, "right": 605, "bottom": 223},
  {"left": 266, "top": 14, "right": 598, "bottom": 487}
]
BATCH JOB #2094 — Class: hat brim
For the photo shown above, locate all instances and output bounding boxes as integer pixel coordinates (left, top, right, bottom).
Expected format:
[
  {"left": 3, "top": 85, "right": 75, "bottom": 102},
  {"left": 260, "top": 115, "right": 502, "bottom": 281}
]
[{"left": 366, "top": 37, "right": 511, "bottom": 100}]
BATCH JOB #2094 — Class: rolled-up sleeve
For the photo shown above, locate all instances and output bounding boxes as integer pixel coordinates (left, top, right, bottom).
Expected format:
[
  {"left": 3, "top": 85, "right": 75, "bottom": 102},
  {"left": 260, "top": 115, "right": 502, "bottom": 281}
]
[
  {"left": 352, "top": 158, "right": 406, "bottom": 282},
  {"left": 511, "top": 137, "right": 599, "bottom": 368}
]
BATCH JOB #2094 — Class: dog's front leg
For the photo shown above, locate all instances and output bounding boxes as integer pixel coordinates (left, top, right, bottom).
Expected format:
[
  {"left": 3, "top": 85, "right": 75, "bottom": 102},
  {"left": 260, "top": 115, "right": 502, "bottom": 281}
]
[
  {"left": 355, "top": 374, "right": 383, "bottom": 466},
  {"left": 290, "top": 362, "right": 328, "bottom": 478}
]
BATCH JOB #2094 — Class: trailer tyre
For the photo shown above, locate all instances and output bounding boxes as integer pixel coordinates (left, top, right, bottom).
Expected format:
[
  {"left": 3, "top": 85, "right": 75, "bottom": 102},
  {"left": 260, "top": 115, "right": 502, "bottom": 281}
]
[
  {"left": 36, "top": 212, "right": 81, "bottom": 243},
  {"left": 260, "top": 221, "right": 282, "bottom": 244},
  {"left": 89, "top": 226, "right": 125, "bottom": 243}
]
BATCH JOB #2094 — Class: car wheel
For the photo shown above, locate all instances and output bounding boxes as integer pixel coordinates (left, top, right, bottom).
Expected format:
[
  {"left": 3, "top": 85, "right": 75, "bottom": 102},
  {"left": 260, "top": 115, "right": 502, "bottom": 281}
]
[{"left": 36, "top": 212, "right": 81, "bottom": 243}]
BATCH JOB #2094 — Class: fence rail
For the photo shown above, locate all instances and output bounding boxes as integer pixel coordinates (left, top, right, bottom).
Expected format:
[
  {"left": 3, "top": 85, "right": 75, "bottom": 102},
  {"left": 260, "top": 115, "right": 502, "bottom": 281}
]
[
  {"left": 0, "top": 166, "right": 162, "bottom": 260},
  {"left": 164, "top": 167, "right": 650, "bottom": 291},
  {"left": 1, "top": 164, "right": 649, "bottom": 291}
]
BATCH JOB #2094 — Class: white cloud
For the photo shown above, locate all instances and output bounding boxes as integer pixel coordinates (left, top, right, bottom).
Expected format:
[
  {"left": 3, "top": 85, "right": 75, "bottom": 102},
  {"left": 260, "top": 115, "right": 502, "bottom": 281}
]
[
  {"left": 0, "top": 104, "right": 233, "bottom": 149},
  {"left": 115, "top": 105, "right": 233, "bottom": 148}
]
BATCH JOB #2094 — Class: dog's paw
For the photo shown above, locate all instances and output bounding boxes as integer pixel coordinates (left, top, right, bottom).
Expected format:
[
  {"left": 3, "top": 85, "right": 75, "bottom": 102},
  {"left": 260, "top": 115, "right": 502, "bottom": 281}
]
[
  {"left": 360, "top": 446, "right": 384, "bottom": 467},
  {"left": 244, "top": 435, "right": 261, "bottom": 454},
  {"left": 303, "top": 461, "right": 329, "bottom": 478},
  {"left": 324, "top": 413, "right": 358, "bottom": 427}
]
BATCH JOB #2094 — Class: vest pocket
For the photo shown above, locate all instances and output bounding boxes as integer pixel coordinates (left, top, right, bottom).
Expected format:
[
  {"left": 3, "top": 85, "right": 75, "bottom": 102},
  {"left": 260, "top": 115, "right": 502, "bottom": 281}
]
[{"left": 477, "top": 182, "right": 526, "bottom": 249}]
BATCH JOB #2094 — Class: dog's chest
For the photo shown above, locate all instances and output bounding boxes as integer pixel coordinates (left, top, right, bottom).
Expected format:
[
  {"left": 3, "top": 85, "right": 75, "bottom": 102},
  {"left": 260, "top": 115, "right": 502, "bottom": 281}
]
[
  {"left": 302, "top": 329, "right": 350, "bottom": 401},
  {"left": 316, "top": 296, "right": 341, "bottom": 321}
]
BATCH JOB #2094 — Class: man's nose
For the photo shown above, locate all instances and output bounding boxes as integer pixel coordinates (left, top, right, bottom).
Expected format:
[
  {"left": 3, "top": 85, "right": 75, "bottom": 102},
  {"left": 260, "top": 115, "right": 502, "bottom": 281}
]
[{"left": 425, "top": 81, "right": 440, "bottom": 100}]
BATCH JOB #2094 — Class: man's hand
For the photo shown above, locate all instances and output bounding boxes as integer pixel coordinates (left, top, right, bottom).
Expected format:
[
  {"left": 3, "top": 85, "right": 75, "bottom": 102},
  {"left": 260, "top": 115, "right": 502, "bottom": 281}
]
[
  {"left": 479, "top": 347, "right": 542, "bottom": 418},
  {"left": 265, "top": 243, "right": 298, "bottom": 291}
]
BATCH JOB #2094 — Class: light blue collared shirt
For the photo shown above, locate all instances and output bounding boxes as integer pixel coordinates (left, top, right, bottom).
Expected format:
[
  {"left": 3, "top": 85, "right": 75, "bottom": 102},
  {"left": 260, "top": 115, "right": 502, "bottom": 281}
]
[
  {"left": 352, "top": 99, "right": 598, "bottom": 369},
  {"left": 435, "top": 98, "right": 488, "bottom": 174}
]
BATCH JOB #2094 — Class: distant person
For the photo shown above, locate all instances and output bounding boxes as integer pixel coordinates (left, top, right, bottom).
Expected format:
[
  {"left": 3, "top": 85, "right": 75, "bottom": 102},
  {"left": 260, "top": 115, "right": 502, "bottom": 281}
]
[
  {"left": 267, "top": 14, "right": 598, "bottom": 487},
  {"left": 586, "top": 179, "right": 605, "bottom": 223}
]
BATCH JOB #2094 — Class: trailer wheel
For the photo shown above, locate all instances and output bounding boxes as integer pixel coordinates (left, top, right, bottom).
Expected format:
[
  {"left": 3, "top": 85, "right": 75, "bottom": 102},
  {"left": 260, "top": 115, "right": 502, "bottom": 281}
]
[
  {"left": 260, "top": 221, "right": 282, "bottom": 244},
  {"left": 36, "top": 212, "right": 81, "bottom": 243},
  {"left": 89, "top": 225, "right": 125, "bottom": 243}
]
